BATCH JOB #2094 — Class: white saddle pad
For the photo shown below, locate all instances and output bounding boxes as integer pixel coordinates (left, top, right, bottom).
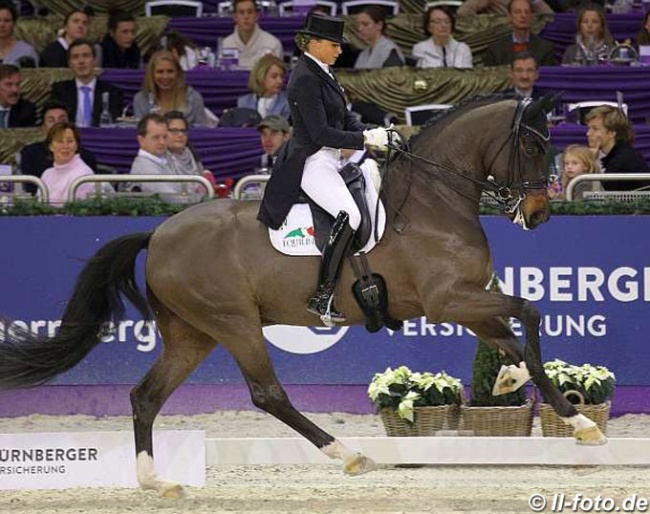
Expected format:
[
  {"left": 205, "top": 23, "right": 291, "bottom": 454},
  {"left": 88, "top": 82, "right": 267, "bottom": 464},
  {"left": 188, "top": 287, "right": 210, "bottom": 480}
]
[{"left": 269, "top": 162, "right": 386, "bottom": 257}]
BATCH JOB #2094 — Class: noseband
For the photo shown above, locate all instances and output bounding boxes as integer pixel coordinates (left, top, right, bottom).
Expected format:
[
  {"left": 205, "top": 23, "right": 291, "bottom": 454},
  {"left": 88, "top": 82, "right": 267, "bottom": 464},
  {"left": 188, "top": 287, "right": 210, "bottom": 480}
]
[{"left": 387, "top": 98, "right": 551, "bottom": 214}]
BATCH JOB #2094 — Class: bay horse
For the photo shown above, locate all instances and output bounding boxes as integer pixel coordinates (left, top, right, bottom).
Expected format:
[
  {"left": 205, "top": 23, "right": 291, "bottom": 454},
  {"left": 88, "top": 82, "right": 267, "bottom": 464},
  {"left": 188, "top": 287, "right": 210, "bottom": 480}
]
[{"left": 0, "top": 95, "right": 606, "bottom": 498}]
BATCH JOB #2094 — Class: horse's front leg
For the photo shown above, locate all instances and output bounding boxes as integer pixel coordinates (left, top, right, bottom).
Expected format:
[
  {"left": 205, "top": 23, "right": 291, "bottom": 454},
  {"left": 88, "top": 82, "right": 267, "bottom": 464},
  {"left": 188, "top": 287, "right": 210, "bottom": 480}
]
[{"left": 428, "top": 289, "right": 606, "bottom": 445}]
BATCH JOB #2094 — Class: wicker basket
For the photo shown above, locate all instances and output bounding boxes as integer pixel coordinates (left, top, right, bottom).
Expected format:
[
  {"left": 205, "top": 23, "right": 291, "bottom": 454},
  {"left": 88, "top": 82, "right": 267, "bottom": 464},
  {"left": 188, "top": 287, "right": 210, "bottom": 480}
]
[
  {"left": 539, "top": 391, "right": 611, "bottom": 437},
  {"left": 380, "top": 405, "right": 460, "bottom": 437},
  {"left": 460, "top": 399, "right": 534, "bottom": 436}
]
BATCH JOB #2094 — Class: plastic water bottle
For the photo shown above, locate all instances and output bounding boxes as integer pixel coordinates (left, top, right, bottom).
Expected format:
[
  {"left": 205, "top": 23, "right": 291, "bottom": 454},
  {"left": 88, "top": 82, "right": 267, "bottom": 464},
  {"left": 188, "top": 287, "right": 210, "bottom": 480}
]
[{"left": 99, "top": 92, "right": 113, "bottom": 127}]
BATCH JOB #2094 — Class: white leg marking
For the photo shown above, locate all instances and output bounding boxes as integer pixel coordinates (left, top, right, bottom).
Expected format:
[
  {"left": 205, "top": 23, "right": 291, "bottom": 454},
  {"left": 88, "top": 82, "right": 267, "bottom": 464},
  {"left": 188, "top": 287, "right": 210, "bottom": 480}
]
[
  {"left": 562, "top": 413, "right": 596, "bottom": 430},
  {"left": 321, "top": 440, "right": 356, "bottom": 462}
]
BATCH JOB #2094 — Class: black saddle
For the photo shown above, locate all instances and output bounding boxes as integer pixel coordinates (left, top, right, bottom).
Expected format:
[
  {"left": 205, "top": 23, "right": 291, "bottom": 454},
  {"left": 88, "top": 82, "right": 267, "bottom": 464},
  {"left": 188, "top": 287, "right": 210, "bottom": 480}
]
[{"left": 303, "top": 162, "right": 373, "bottom": 254}]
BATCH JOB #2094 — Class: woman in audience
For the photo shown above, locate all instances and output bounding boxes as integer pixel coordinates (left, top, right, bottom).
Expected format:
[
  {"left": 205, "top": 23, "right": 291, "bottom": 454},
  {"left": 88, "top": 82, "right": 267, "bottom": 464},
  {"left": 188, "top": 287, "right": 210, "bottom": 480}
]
[
  {"left": 548, "top": 144, "right": 602, "bottom": 200},
  {"left": 163, "top": 30, "right": 200, "bottom": 71},
  {"left": 100, "top": 9, "right": 141, "bottom": 69},
  {"left": 636, "top": 9, "right": 650, "bottom": 47},
  {"left": 40, "top": 122, "right": 96, "bottom": 205},
  {"left": 354, "top": 5, "right": 404, "bottom": 69},
  {"left": 40, "top": 7, "right": 93, "bottom": 67},
  {"left": 164, "top": 111, "right": 215, "bottom": 191},
  {"left": 412, "top": 5, "right": 472, "bottom": 69},
  {"left": 237, "top": 54, "right": 290, "bottom": 119},
  {"left": 0, "top": 2, "right": 38, "bottom": 67},
  {"left": 562, "top": 5, "right": 613, "bottom": 65},
  {"left": 133, "top": 50, "right": 209, "bottom": 126}
]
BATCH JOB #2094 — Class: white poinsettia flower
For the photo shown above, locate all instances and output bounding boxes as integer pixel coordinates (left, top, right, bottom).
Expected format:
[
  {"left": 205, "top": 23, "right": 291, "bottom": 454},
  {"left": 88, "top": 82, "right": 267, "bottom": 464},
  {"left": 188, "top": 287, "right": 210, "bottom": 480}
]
[
  {"left": 397, "top": 391, "right": 420, "bottom": 422},
  {"left": 367, "top": 380, "right": 390, "bottom": 401}
]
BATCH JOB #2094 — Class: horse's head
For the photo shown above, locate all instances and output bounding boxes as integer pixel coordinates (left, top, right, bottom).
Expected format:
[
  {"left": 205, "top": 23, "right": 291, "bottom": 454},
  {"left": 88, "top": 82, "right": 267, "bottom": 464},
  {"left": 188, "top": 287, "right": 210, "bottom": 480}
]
[{"left": 488, "top": 94, "right": 560, "bottom": 230}]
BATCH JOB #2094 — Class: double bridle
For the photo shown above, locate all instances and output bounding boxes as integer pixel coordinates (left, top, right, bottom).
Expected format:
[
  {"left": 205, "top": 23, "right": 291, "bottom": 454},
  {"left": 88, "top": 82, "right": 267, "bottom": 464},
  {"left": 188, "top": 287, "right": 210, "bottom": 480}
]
[{"left": 386, "top": 98, "right": 551, "bottom": 214}]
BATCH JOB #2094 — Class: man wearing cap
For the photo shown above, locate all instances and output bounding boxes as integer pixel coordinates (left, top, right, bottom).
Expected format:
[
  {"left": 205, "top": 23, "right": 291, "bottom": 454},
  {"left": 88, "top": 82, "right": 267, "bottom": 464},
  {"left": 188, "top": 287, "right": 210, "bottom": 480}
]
[
  {"left": 257, "top": 12, "right": 391, "bottom": 325},
  {"left": 257, "top": 114, "right": 291, "bottom": 172}
]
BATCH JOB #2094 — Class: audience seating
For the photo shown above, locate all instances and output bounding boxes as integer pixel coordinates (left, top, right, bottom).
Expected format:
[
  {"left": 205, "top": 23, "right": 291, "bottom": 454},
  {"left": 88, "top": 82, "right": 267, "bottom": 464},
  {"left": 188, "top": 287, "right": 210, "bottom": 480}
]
[
  {"left": 404, "top": 104, "right": 454, "bottom": 126},
  {"left": 145, "top": 0, "right": 204, "bottom": 17},
  {"left": 278, "top": 0, "right": 338, "bottom": 16},
  {"left": 341, "top": 0, "right": 400, "bottom": 15}
]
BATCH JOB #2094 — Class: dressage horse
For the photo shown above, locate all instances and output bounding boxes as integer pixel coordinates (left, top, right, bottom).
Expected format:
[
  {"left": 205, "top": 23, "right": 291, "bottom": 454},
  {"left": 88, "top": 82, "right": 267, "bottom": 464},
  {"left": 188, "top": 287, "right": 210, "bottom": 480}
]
[{"left": 0, "top": 95, "right": 606, "bottom": 498}]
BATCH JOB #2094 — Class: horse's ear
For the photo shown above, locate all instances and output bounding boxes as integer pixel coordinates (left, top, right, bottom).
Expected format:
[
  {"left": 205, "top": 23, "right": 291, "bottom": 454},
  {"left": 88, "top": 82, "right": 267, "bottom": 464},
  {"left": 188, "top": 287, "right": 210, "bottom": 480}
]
[{"left": 540, "top": 91, "right": 564, "bottom": 114}]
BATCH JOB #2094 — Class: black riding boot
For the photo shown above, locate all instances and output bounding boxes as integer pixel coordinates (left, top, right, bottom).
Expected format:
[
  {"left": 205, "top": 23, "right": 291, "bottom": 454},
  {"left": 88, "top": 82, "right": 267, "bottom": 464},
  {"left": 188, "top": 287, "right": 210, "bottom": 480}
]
[{"left": 307, "top": 211, "right": 355, "bottom": 325}]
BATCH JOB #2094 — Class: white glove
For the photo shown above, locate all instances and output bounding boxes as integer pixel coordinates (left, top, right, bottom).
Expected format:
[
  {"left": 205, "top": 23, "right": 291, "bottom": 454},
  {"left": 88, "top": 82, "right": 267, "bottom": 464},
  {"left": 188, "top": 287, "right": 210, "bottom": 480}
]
[
  {"left": 387, "top": 124, "right": 403, "bottom": 147},
  {"left": 363, "top": 127, "right": 389, "bottom": 150}
]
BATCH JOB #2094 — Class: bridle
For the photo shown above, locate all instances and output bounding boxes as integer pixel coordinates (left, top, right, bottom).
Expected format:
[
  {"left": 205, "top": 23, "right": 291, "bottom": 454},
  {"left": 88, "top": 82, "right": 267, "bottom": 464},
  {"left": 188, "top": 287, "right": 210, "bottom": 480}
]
[{"left": 385, "top": 98, "right": 551, "bottom": 215}]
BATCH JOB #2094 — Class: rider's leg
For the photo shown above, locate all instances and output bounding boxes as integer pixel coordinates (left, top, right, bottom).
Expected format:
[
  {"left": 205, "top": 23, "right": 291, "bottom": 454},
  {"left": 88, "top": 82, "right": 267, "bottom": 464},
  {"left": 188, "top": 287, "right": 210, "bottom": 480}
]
[{"left": 301, "top": 149, "right": 361, "bottom": 322}]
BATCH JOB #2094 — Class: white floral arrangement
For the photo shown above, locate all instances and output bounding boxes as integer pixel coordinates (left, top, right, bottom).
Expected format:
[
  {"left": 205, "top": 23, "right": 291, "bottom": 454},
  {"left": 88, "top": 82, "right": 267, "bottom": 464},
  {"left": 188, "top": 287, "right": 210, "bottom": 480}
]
[
  {"left": 368, "top": 366, "right": 463, "bottom": 422},
  {"left": 543, "top": 359, "right": 616, "bottom": 405}
]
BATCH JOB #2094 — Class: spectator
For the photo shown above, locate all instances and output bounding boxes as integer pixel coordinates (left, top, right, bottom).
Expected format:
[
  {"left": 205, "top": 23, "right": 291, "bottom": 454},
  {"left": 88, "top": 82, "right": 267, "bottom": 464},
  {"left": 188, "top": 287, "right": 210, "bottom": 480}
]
[
  {"left": 484, "top": 0, "right": 557, "bottom": 66},
  {"left": 0, "top": 1, "right": 38, "bottom": 67},
  {"left": 0, "top": 63, "right": 36, "bottom": 127},
  {"left": 164, "top": 110, "right": 215, "bottom": 187},
  {"left": 40, "top": 121, "right": 97, "bottom": 204},
  {"left": 548, "top": 144, "right": 602, "bottom": 200},
  {"left": 562, "top": 5, "right": 613, "bottom": 65},
  {"left": 100, "top": 9, "right": 141, "bottom": 69},
  {"left": 40, "top": 8, "right": 93, "bottom": 68},
  {"left": 133, "top": 50, "right": 209, "bottom": 127},
  {"left": 354, "top": 5, "right": 404, "bottom": 69},
  {"left": 412, "top": 6, "right": 472, "bottom": 68},
  {"left": 457, "top": 0, "right": 552, "bottom": 16},
  {"left": 257, "top": 114, "right": 291, "bottom": 172},
  {"left": 50, "top": 39, "right": 123, "bottom": 128},
  {"left": 20, "top": 100, "right": 97, "bottom": 193},
  {"left": 585, "top": 105, "right": 650, "bottom": 191},
  {"left": 636, "top": 9, "right": 650, "bottom": 47},
  {"left": 506, "top": 51, "right": 546, "bottom": 99},
  {"left": 162, "top": 30, "right": 200, "bottom": 71},
  {"left": 222, "top": 0, "right": 283, "bottom": 70},
  {"left": 237, "top": 54, "right": 290, "bottom": 119}
]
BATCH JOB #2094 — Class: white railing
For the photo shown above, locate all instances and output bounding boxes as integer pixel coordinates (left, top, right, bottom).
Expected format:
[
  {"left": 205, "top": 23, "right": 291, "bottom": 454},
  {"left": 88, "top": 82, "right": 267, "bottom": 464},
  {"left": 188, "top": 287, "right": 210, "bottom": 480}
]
[
  {"left": 565, "top": 173, "right": 650, "bottom": 201},
  {"left": 67, "top": 174, "right": 215, "bottom": 203},
  {"left": 232, "top": 174, "right": 270, "bottom": 200},
  {"left": 0, "top": 176, "right": 49, "bottom": 203}
]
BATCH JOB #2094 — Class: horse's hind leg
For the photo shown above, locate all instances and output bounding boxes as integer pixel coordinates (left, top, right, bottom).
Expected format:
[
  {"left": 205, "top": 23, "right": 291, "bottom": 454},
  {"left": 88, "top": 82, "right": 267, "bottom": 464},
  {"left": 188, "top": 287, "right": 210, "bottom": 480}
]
[
  {"left": 465, "top": 316, "right": 606, "bottom": 445},
  {"left": 131, "top": 296, "right": 217, "bottom": 498},
  {"left": 216, "top": 321, "right": 376, "bottom": 475}
]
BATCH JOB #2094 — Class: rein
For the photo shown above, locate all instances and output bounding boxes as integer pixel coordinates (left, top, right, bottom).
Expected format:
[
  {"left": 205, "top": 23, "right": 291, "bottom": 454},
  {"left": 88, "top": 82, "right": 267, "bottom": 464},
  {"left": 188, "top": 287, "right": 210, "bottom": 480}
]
[{"left": 384, "top": 99, "right": 550, "bottom": 215}]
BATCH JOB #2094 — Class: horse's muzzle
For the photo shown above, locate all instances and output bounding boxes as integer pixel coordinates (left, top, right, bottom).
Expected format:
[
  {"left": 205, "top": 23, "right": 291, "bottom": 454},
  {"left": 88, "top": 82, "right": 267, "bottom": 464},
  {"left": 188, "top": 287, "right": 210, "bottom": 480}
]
[{"left": 522, "top": 191, "right": 550, "bottom": 230}]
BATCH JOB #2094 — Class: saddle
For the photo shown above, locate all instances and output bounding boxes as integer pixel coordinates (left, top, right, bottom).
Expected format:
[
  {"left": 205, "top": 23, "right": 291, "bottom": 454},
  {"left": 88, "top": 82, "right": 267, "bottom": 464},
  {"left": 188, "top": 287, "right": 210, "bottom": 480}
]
[{"left": 304, "top": 163, "right": 402, "bottom": 334}]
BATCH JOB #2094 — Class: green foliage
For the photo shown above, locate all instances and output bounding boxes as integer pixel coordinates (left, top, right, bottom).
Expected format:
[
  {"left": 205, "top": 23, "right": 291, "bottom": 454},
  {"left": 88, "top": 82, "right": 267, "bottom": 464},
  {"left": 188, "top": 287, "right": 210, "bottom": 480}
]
[
  {"left": 470, "top": 274, "right": 528, "bottom": 407},
  {"left": 544, "top": 359, "right": 616, "bottom": 405},
  {"left": 0, "top": 197, "right": 193, "bottom": 217}
]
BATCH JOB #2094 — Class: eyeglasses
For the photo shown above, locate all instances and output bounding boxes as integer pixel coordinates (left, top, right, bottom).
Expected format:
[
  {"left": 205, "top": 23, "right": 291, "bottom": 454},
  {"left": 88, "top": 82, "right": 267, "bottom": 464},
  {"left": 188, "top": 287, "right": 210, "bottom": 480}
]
[
  {"left": 429, "top": 19, "right": 452, "bottom": 26},
  {"left": 169, "top": 128, "right": 188, "bottom": 134}
]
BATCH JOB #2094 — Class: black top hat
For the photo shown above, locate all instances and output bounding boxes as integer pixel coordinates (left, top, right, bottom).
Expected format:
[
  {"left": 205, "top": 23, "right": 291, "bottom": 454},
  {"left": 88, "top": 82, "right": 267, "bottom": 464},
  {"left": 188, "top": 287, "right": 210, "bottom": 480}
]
[{"left": 298, "top": 13, "right": 348, "bottom": 44}]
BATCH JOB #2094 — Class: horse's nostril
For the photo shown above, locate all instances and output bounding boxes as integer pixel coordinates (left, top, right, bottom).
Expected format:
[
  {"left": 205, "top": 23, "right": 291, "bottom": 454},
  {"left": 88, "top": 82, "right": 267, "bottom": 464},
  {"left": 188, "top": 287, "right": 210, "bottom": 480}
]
[{"left": 531, "top": 210, "right": 549, "bottom": 226}]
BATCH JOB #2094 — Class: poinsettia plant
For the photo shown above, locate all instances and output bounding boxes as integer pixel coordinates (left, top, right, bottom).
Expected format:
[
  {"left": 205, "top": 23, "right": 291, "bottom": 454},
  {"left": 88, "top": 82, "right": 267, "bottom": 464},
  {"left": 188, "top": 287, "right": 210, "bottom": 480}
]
[
  {"left": 544, "top": 359, "right": 615, "bottom": 405},
  {"left": 368, "top": 366, "right": 463, "bottom": 422}
]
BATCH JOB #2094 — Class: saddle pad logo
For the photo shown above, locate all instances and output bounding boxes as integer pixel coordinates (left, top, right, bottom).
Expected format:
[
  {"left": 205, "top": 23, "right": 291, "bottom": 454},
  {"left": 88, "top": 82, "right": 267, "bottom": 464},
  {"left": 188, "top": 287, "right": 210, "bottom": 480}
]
[
  {"left": 263, "top": 325, "right": 349, "bottom": 354},
  {"left": 283, "top": 226, "right": 315, "bottom": 248}
]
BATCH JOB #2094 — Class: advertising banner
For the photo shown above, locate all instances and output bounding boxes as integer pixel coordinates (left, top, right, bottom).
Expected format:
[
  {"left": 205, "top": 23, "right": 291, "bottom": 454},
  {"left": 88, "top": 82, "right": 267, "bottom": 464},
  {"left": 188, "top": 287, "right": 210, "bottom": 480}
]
[{"left": 0, "top": 216, "right": 647, "bottom": 389}]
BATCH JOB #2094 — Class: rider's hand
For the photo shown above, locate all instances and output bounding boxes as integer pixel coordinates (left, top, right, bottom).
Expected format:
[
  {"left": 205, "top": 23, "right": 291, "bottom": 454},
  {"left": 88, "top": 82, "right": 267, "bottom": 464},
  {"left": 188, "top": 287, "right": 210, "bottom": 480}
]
[
  {"left": 387, "top": 124, "right": 403, "bottom": 147},
  {"left": 363, "top": 127, "right": 389, "bottom": 150}
]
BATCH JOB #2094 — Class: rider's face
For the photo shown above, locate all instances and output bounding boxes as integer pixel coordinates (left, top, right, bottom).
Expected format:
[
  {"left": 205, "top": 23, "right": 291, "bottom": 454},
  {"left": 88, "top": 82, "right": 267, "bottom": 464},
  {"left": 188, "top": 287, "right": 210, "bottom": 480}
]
[{"left": 308, "top": 39, "right": 342, "bottom": 66}]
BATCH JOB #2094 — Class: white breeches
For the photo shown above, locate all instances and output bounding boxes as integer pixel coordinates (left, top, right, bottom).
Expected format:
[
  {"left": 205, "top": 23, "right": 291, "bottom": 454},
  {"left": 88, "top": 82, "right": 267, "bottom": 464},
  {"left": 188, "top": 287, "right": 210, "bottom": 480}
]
[{"left": 300, "top": 148, "right": 361, "bottom": 230}]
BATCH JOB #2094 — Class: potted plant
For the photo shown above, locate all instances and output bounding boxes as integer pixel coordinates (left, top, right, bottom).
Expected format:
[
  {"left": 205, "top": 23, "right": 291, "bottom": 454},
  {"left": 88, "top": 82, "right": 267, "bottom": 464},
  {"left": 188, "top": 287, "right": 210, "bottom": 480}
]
[
  {"left": 368, "top": 365, "right": 463, "bottom": 436},
  {"left": 539, "top": 359, "right": 615, "bottom": 437},
  {"left": 460, "top": 273, "right": 534, "bottom": 436}
]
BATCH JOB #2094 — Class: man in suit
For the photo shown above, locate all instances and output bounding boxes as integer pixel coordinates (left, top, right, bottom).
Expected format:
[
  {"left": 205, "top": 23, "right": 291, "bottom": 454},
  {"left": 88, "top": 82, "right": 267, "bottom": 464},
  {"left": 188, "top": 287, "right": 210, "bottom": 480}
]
[
  {"left": 19, "top": 100, "right": 97, "bottom": 193},
  {"left": 50, "top": 39, "right": 123, "bottom": 128},
  {"left": 257, "top": 13, "right": 389, "bottom": 324},
  {"left": 484, "top": 0, "right": 557, "bottom": 66},
  {"left": 0, "top": 64, "right": 36, "bottom": 128},
  {"left": 506, "top": 52, "right": 547, "bottom": 100}
]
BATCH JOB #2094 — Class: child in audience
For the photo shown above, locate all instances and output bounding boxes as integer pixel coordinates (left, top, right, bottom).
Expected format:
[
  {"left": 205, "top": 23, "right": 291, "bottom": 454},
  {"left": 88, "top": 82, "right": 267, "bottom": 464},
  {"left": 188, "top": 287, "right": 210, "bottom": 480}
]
[{"left": 548, "top": 144, "right": 601, "bottom": 200}]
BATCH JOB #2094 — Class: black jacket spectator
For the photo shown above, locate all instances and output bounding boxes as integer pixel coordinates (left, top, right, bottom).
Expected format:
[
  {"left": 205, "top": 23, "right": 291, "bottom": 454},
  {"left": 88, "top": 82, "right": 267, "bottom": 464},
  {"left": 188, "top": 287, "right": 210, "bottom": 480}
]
[
  {"left": 8, "top": 97, "right": 37, "bottom": 127},
  {"left": 50, "top": 79, "right": 124, "bottom": 127},
  {"left": 601, "top": 141, "right": 650, "bottom": 191},
  {"left": 100, "top": 33, "right": 141, "bottom": 69}
]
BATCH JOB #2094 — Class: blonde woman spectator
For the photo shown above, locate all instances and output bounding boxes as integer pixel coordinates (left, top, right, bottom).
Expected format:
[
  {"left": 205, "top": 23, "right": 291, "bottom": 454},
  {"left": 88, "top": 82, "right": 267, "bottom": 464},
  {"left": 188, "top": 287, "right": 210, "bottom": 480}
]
[
  {"left": 133, "top": 50, "right": 209, "bottom": 127},
  {"left": 0, "top": 2, "right": 38, "bottom": 67},
  {"left": 237, "top": 54, "right": 290, "bottom": 119},
  {"left": 40, "top": 8, "right": 93, "bottom": 68},
  {"left": 412, "top": 6, "right": 472, "bottom": 68},
  {"left": 354, "top": 5, "right": 404, "bottom": 69},
  {"left": 40, "top": 122, "right": 96, "bottom": 204},
  {"left": 548, "top": 145, "right": 601, "bottom": 200},
  {"left": 562, "top": 5, "right": 613, "bottom": 65}
]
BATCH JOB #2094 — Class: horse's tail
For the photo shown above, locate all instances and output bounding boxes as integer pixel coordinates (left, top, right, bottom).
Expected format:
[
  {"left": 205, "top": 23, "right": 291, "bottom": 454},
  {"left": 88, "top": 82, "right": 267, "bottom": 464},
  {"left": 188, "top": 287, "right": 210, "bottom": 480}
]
[{"left": 0, "top": 232, "right": 153, "bottom": 389}]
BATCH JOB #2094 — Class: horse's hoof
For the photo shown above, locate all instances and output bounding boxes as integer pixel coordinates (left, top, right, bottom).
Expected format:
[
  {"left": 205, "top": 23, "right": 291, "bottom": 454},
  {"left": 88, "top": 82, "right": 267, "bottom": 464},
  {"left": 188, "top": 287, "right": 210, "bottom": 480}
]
[
  {"left": 344, "top": 453, "right": 377, "bottom": 476},
  {"left": 160, "top": 483, "right": 185, "bottom": 499},
  {"left": 576, "top": 425, "right": 608, "bottom": 446}
]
